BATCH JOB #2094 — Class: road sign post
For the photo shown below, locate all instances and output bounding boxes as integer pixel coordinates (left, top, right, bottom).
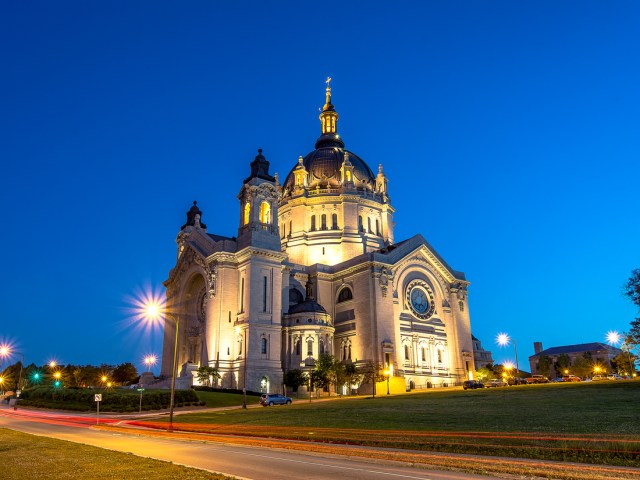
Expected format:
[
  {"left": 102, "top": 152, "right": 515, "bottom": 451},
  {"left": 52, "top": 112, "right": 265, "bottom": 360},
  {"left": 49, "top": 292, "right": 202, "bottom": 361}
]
[
  {"left": 137, "top": 388, "right": 145, "bottom": 413},
  {"left": 95, "top": 394, "right": 102, "bottom": 425}
]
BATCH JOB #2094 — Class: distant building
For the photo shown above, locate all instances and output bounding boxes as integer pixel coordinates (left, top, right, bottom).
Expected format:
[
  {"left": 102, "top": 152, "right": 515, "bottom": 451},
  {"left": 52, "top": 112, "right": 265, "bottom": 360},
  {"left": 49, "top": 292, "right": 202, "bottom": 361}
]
[
  {"left": 472, "top": 335, "right": 494, "bottom": 370},
  {"left": 528, "top": 342, "right": 622, "bottom": 377}
]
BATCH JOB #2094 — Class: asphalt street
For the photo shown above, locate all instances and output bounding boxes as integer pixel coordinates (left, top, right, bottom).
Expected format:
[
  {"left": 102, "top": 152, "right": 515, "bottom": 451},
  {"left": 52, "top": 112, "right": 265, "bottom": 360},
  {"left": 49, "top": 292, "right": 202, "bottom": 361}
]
[{"left": 0, "top": 406, "right": 498, "bottom": 480}]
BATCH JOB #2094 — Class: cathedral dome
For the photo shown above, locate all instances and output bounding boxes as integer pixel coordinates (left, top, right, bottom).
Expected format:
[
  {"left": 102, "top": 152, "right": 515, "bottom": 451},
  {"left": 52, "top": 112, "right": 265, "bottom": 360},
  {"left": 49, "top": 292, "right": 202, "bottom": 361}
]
[{"left": 282, "top": 143, "right": 375, "bottom": 192}]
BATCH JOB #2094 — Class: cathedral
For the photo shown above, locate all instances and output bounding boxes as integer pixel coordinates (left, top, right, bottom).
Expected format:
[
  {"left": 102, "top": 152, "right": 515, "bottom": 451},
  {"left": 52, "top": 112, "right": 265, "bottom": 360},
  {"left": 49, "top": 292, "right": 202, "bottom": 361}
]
[{"left": 160, "top": 80, "right": 474, "bottom": 393}]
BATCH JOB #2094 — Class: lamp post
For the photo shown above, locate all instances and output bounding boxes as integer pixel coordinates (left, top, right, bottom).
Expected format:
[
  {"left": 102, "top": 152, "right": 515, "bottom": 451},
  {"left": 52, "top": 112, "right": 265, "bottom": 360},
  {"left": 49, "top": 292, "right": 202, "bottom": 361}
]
[
  {"left": 496, "top": 333, "right": 519, "bottom": 375},
  {"left": 1, "top": 347, "right": 25, "bottom": 408}
]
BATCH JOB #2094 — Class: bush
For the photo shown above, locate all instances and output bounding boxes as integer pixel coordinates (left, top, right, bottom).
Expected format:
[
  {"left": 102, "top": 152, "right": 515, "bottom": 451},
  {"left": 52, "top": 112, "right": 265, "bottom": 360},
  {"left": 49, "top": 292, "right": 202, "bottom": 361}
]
[{"left": 19, "top": 387, "right": 199, "bottom": 412}]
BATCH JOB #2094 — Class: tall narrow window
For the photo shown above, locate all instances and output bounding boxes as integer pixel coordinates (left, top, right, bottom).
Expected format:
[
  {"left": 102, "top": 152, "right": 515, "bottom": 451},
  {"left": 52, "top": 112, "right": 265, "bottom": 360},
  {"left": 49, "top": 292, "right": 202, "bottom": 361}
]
[
  {"left": 240, "top": 278, "right": 245, "bottom": 313},
  {"left": 261, "top": 338, "right": 268, "bottom": 354},
  {"left": 332, "top": 213, "right": 338, "bottom": 229},
  {"left": 319, "top": 340, "right": 325, "bottom": 355},
  {"left": 243, "top": 202, "right": 251, "bottom": 225},
  {"left": 262, "top": 276, "right": 268, "bottom": 312},
  {"left": 376, "top": 219, "right": 380, "bottom": 236},
  {"left": 345, "top": 170, "right": 351, "bottom": 182},
  {"left": 259, "top": 201, "right": 271, "bottom": 224},
  {"left": 281, "top": 223, "right": 285, "bottom": 238},
  {"left": 307, "top": 339, "right": 313, "bottom": 356},
  {"left": 296, "top": 340, "right": 301, "bottom": 356},
  {"left": 310, "top": 216, "right": 316, "bottom": 231},
  {"left": 348, "top": 344, "right": 352, "bottom": 360},
  {"left": 422, "top": 348, "right": 426, "bottom": 362},
  {"left": 289, "top": 220, "right": 292, "bottom": 237},
  {"left": 321, "top": 214, "right": 327, "bottom": 230},
  {"left": 343, "top": 344, "right": 347, "bottom": 360},
  {"left": 367, "top": 217, "right": 372, "bottom": 233},
  {"left": 404, "top": 345, "right": 410, "bottom": 360},
  {"left": 358, "top": 215, "right": 363, "bottom": 232},
  {"left": 437, "top": 350, "right": 443, "bottom": 364}
]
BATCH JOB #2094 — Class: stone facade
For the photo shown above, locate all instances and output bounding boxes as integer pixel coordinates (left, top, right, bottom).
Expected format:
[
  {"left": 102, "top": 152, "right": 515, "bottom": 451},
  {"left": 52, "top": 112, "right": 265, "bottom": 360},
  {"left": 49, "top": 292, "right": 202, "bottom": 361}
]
[{"left": 161, "top": 82, "right": 475, "bottom": 392}]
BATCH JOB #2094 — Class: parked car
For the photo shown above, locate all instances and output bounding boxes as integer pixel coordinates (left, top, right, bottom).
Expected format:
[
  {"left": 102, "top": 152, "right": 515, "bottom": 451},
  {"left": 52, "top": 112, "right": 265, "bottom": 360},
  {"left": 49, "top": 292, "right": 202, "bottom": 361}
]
[
  {"left": 485, "top": 379, "right": 508, "bottom": 388},
  {"left": 525, "top": 375, "right": 549, "bottom": 384},
  {"left": 592, "top": 375, "right": 606, "bottom": 381},
  {"left": 562, "top": 375, "right": 581, "bottom": 382},
  {"left": 508, "top": 377, "right": 527, "bottom": 386},
  {"left": 259, "top": 393, "right": 293, "bottom": 406},
  {"left": 463, "top": 380, "right": 484, "bottom": 390},
  {"left": 607, "top": 374, "right": 623, "bottom": 381}
]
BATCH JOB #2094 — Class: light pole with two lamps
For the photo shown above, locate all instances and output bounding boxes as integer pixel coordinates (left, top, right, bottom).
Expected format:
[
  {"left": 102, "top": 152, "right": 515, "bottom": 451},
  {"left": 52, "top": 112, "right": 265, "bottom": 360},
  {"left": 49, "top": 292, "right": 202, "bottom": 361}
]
[{"left": 496, "top": 333, "right": 519, "bottom": 375}]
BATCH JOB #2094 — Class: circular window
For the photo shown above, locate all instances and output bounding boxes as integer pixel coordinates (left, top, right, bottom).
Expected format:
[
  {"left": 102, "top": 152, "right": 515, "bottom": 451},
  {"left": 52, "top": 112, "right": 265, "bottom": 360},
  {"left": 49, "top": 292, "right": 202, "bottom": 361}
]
[{"left": 405, "top": 280, "right": 435, "bottom": 320}]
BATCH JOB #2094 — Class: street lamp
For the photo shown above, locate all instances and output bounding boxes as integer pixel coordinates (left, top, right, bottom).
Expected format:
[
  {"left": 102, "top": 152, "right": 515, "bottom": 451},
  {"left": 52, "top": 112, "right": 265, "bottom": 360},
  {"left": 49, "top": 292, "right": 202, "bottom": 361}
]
[
  {"left": 606, "top": 330, "right": 634, "bottom": 375},
  {"left": 142, "top": 298, "right": 179, "bottom": 427},
  {"left": 1, "top": 346, "right": 25, "bottom": 405},
  {"left": 144, "top": 355, "right": 157, "bottom": 372},
  {"left": 496, "top": 332, "right": 519, "bottom": 375}
]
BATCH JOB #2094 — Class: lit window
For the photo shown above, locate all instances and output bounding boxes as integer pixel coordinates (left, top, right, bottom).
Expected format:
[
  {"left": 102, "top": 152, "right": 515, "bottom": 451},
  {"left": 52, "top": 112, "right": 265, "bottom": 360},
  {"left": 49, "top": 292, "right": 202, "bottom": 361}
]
[
  {"left": 259, "top": 201, "right": 271, "bottom": 224},
  {"left": 243, "top": 202, "right": 250, "bottom": 225},
  {"left": 345, "top": 170, "right": 351, "bottom": 182},
  {"left": 307, "top": 339, "right": 313, "bottom": 356}
]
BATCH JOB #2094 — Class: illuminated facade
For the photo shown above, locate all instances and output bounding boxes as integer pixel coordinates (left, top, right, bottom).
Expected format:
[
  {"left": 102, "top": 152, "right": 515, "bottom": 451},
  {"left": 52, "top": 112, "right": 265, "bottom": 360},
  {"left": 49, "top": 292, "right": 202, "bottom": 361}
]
[{"left": 161, "top": 81, "right": 474, "bottom": 392}]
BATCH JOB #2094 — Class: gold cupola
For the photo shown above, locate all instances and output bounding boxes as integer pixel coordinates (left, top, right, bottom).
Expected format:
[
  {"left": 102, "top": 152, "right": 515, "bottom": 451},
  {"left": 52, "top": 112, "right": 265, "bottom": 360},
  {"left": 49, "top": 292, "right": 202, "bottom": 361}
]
[{"left": 319, "top": 77, "right": 338, "bottom": 135}]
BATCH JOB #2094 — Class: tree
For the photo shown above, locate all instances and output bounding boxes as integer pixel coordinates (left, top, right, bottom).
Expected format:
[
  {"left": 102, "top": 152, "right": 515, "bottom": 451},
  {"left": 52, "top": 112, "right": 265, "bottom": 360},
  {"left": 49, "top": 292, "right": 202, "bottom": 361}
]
[
  {"left": 536, "top": 355, "right": 552, "bottom": 377},
  {"left": 624, "top": 269, "right": 640, "bottom": 309},
  {"left": 196, "top": 366, "right": 220, "bottom": 387},
  {"left": 312, "top": 353, "right": 334, "bottom": 394},
  {"left": 571, "top": 354, "right": 593, "bottom": 378},
  {"left": 474, "top": 366, "right": 495, "bottom": 382},
  {"left": 611, "top": 352, "right": 636, "bottom": 375},
  {"left": 283, "top": 369, "right": 308, "bottom": 395},
  {"left": 554, "top": 354, "right": 572, "bottom": 377},
  {"left": 344, "top": 362, "right": 362, "bottom": 394},
  {"left": 358, "top": 361, "right": 385, "bottom": 397},
  {"left": 112, "top": 362, "right": 139, "bottom": 385}
]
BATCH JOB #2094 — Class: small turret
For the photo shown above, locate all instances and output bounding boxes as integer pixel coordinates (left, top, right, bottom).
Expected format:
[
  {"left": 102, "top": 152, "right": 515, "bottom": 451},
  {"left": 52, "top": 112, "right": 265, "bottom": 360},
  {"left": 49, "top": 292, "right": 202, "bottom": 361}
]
[{"left": 181, "top": 201, "right": 206, "bottom": 230}]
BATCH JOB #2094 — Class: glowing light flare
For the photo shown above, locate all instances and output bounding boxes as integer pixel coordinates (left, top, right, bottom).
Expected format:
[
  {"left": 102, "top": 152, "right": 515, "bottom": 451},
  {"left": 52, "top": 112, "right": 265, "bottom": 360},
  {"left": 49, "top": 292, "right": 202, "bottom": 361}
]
[
  {"left": 143, "top": 354, "right": 158, "bottom": 371},
  {"left": 101, "top": 375, "right": 108, "bottom": 383},
  {"left": 606, "top": 330, "right": 621, "bottom": 346},
  {"left": 503, "top": 361, "right": 515, "bottom": 371},
  {"left": 126, "top": 286, "right": 167, "bottom": 325},
  {"left": 48, "top": 360, "right": 57, "bottom": 369},
  {"left": 0, "top": 344, "right": 10, "bottom": 357},
  {"left": 496, "top": 332, "right": 511, "bottom": 347},
  {"left": 53, "top": 372, "right": 62, "bottom": 379}
]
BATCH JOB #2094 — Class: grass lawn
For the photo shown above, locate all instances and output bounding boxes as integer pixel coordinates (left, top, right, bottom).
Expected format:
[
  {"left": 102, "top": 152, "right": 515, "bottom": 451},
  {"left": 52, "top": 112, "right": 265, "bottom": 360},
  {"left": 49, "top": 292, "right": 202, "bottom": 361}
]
[
  {"left": 143, "top": 381, "right": 640, "bottom": 466},
  {"left": 195, "top": 391, "right": 260, "bottom": 408},
  {"left": 0, "top": 428, "right": 235, "bottom": 480}
]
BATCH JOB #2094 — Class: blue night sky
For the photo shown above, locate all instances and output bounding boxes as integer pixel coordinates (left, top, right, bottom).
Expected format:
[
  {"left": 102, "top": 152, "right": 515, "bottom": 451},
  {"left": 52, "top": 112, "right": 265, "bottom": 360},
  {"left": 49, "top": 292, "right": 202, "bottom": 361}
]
[{"left": 1, "top": 2, "right": 638, "bottom": 372}]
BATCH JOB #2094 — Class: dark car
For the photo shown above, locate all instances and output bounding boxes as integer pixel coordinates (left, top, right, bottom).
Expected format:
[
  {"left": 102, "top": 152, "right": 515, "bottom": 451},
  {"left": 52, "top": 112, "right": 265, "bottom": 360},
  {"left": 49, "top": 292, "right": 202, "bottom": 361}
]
[
  {"left": 508, "top": 377, "right": 527, "bottom": 386},
  {"left": 463, "top": 380, "right": 484, "bottom": 390},
  {"left": 259, "top": 393, "right": 293, "bottom": 406}
]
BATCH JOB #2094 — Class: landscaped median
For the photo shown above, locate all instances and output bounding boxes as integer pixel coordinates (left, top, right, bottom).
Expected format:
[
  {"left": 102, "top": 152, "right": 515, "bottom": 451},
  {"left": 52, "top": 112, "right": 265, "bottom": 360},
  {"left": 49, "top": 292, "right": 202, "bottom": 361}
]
[{"left": 106, "top": 380, "right": 640, "bottom": 479}]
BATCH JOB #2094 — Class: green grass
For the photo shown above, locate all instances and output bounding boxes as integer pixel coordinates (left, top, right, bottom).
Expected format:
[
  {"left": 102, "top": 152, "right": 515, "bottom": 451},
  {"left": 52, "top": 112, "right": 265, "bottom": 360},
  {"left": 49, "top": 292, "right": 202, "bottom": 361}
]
[
  {"left": 150, "top": 381, "right": 640, "bottom": 466},
  {"left": 0, "top": 428, "right": 235, "bottom": 480},
  {"left": 195, "top": 391, "right": 260, "bottom": 408}
]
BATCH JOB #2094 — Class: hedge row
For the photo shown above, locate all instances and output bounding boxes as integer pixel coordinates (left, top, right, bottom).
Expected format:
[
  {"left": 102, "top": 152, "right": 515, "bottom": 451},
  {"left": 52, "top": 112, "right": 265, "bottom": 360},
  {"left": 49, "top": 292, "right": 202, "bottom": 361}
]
[
  {"left": 18, "top": 387, "right": 201, "bottom": 412},
  {"left": 192, "top": 386, "right": 262, "bottom": 396}
]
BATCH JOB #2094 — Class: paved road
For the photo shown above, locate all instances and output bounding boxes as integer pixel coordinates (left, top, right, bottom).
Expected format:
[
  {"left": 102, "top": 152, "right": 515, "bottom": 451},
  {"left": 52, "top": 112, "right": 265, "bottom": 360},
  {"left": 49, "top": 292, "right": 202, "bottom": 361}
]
[{"left": 0, "top": 407, "right": 497, "bottom": 480}]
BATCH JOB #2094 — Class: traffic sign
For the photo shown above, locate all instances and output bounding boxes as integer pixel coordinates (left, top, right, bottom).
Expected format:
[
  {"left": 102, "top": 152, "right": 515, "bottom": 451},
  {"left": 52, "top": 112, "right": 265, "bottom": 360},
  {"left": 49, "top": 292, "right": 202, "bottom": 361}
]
[{"left": 94, "top": 394, "right": 102, "bottom": 402}]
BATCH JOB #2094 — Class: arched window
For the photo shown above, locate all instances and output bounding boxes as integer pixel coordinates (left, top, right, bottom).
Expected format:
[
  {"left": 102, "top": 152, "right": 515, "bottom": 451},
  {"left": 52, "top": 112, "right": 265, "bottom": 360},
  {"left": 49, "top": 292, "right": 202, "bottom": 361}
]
[
  {"left": 261, "top": 338, "right": 268, "bottom": 354},
  {"left": 437, "top": 349, "right": 443, "bottom": 364},
  {"left": 321, "top": 214, "right": 327, "bottom": 230},
  {"left": 243, "top": 202, "right": 251, "bottom": 225},
  {"left": 343, "top": 344, "right": 347, "bottom": 360},
  {"left": 295, "top": 340, "right": 301, "bottom": 356},
  {"left": 319, "top": 340, "right": 325, "bottom": 355},
  {"left": 259, "top": 201, "right": 271, "bottom": 224},
  {"left": 358, "top": 215, "right": 363, "bottom": 232},
  {"left": 337, "top": 287, "right": 353, "bottom": 303},
  {"left": 376, "top": 219, "right": 380, "bottom": 236},
  {"left": 348, "top": 344, "right": 352, "bottom": 360},
  {"left": 404, "top": 345, "right": 410, "bottom": 360},
  {"left": 281, "top": 222, "right": 285, "bottom": 238},
  {"left": 367, "top": 217, "right": 372, "bottom": 233},
  {"left": 421, "top": 348, "right": 426, "bottom": 362},
  {"left": 332, "top": 213, "right": 338, "bottom": 229},
  {"left": 345, "top": 170, "right": 351, "bottom": 182},
  {"left": 307, "top": 339, "right": 314, "bottom": 356},
  {"left": 310, "top": 216, "right": 316, "bottom": 231},
  {"left": 289, "top": 220, "right": 292, "bottom": 237}
]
